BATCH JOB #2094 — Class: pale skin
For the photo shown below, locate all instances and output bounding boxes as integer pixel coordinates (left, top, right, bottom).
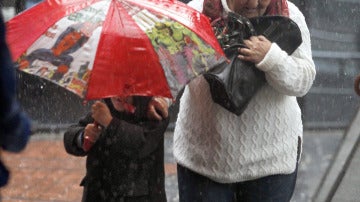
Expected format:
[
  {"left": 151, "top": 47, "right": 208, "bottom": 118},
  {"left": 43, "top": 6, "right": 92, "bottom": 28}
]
[
  {"left": 147, "top": 97, "right": 169, "bottom": 121},
  {"left": 227, "top": 0, "right": 273, "bottom": 64},
  {"left": 238, "top": 35, "right": 272, "bottom": 64},
  {"left": 83, "top": 96, "right": 169, "bottom": 147},
  {"left": 83, "top": 96, "right": 134, "bottom": 145}
]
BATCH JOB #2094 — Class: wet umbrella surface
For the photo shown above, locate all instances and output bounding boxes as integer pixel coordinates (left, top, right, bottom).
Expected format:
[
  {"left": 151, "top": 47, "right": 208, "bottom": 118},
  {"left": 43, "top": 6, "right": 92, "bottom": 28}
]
[{"left": 6, "top": 0, "right": 225, "bottom": 101}]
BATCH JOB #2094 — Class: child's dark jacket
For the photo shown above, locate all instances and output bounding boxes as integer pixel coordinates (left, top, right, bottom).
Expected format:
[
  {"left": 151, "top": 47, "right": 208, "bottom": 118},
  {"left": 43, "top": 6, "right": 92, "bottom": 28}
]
[{"left": 63, "top": 97, "right": 169, "bottom": 202}]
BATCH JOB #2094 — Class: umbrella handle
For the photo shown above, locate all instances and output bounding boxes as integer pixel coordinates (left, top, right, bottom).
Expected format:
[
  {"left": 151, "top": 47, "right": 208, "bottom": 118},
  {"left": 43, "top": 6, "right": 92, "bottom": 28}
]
[
  {"left": 83, "top": 135, "right": 94, "bottom": 152},
  {"left": 354, "top": 74, "right": 360, "bottom": 96},
  {"left": 82, "top": 121, "right": 102, "bottom": 152}
]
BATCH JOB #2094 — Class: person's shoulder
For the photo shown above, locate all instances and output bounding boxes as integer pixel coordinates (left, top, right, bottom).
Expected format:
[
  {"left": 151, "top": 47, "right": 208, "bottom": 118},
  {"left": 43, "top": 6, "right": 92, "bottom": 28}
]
[
  {"left": 288, "top": 1, "right": 307, "bottom": 26},
  {"left": 288, "top": 1, "right": 304, "bottom": 18}
]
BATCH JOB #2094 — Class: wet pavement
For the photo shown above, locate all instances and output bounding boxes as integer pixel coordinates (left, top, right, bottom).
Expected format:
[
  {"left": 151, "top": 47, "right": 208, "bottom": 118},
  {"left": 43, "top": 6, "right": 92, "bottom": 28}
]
[
  {"left": 0, "top": 131, "right": 178, "bottom": 202},
  {"left": 0, "top": 129, "right": 345, "bottom": 202},
  {"left": 313, "top": 110, "right": 360, "bottom": 202},
  {"left": 293, "top": 130, "right": 343, "bottom": 202}
]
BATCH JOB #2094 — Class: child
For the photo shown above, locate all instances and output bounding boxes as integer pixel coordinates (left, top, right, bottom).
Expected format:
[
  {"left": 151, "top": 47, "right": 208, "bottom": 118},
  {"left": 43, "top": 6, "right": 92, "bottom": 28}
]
[{"left": 63, "top": 96, "right": 169, "bottom": 202}]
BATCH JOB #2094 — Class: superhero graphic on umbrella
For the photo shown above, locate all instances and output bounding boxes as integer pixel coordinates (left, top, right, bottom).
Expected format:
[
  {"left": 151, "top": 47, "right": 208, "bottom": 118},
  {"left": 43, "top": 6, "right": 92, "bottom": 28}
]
[
  {"left": 7, "top": 0, "right": 225, "bottom": 100},
  {"left": 16, "top": 20, "right": 102, "bottom": 81}
]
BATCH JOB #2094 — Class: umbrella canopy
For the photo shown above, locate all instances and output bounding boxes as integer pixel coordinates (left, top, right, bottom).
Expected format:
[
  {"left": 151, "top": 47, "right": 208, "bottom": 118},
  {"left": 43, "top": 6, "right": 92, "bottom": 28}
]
[{"left": 6, "top": 0, "right": 225, "bottom": 100}]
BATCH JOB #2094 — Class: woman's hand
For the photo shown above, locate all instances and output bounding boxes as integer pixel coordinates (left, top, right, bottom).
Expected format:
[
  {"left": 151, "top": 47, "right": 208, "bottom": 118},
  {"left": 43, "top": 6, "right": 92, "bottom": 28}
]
[
  {"left": 238, "top": 35, "right": 271, "bottom": 64},
  {"left": 147, "top": 97, "right": 169, "bottom": 121},
  {"left": 91, "top": 101, "right": 112, "bottom": 127}
]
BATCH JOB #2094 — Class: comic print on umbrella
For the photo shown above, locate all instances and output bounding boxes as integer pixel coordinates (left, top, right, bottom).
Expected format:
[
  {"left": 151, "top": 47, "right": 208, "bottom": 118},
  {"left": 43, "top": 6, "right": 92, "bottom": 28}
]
[{"left": 7, "top": 0, "right": 225, "bottom": 100}]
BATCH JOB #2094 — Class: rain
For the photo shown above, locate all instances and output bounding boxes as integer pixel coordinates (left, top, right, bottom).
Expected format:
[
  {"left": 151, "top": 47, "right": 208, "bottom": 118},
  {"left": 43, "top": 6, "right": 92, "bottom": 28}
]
[{"left": 1, "top": 0, "right": 360, "bottom": 201}]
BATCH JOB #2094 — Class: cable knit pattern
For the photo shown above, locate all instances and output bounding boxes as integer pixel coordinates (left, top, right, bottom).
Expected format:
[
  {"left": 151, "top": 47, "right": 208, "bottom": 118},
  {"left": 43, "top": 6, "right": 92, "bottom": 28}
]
[{"left": 173, "top": 1, "right": 316, "bottom": 183}]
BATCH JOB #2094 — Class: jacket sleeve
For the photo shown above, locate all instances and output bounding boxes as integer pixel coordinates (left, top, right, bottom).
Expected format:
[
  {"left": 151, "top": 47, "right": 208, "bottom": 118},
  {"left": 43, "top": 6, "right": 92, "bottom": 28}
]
[
  {"left": 63, "top": 113, "right": 93, "bottom": 156},
  {"left": 256, "top": 3, "right": 316, "bottom": 97},
  {"left": 0, "top": 14, "right": 31, "bottom": 152},
  {"left": 102, "top": 117, "right": 170, "bottom": 159}
]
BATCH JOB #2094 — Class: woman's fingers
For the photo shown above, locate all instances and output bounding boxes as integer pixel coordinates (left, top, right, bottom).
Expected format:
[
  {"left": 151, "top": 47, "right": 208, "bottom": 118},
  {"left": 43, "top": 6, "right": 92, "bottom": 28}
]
[{"left": 237, "top": 35, "right": 271, "bottom": 64}]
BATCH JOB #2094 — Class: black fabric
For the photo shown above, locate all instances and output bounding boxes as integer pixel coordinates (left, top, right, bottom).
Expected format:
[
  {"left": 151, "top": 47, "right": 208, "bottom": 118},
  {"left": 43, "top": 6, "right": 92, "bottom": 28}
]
[
  {"left": 354, "top": 75, "right": 360, "bottom": 96},
  {"left": 0, "top": 11, "right": 31, "bottom": 188},
  {"left": 204, "top": 13, "right": 302, "bottom": 115},
  {"left": 64, "top": 96, "right": 169, "bottom": 202}
]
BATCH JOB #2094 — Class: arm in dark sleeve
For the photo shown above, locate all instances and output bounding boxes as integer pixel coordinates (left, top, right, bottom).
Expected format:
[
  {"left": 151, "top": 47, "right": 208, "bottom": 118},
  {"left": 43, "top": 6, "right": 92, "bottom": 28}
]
[
  {"left": 0, "top": 106, "right": 31, "bottom": 152},
  {"left": 63, "top": 113, "right": 93, "bottom": 156},
  {"left": 0, "top": 14, "right": 31, "bottom": 152},
  {"left": 104, "top": 116, "right": 170, "bottom": 159}
]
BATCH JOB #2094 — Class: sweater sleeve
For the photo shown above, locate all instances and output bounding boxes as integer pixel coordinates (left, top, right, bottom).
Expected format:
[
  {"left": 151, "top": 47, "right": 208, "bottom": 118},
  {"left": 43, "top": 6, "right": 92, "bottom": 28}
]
[
  {"left": 102, "top": 117, "right": 170, "bottom": 159},
  {"left": 256, "top": 2, "right": 316, "bottom": 97}
]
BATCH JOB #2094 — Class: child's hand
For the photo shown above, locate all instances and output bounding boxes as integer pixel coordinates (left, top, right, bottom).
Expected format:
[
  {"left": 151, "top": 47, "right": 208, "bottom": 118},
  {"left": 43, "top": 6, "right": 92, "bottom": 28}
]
[
  {"left": 147, "top": 97, "right": 169, "bottom": 121},
  {"left": 83, "top": 123, "right": 102, "bottom": 151},
  {"left": 91, "top": 101, "right": 112, "bottom": 127}
]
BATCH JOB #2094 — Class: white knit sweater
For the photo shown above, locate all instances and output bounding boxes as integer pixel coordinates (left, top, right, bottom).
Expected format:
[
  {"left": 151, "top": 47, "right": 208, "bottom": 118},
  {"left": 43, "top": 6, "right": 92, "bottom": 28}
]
[{"left": 173, "top": 0, "right": 316, "bottom": 183}]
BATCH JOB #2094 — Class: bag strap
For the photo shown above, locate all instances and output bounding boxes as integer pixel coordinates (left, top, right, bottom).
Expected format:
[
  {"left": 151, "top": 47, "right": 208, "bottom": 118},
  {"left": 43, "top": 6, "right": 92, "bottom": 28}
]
[
  {"left": 228, "top": 12, "right": 256, "bottom": 36},
  {"left": 213, "top": 13, "right": 302, "bottom": 56},
  {"left": 212, "top": 12, "right": 256, "bottom": 55}
]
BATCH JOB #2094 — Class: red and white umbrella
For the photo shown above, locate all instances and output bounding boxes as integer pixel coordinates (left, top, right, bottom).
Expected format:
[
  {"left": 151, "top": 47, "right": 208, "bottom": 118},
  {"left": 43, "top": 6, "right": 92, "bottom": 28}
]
[{"left": 7, "top": 0, "right": 225, "bottom": 100}]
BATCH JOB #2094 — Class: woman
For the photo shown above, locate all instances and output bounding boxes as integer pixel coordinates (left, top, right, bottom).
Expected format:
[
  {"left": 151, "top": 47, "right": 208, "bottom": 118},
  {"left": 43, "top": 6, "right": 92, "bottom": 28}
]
[{"left": 173, "top": 0, "right": 316, "bottom": 201}]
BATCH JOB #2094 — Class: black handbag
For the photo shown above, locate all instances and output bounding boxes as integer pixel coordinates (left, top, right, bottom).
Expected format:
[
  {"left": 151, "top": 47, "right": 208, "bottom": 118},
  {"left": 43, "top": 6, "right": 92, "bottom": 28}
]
[{"left": 203, "top": 12, "right": 302, "bottom": 116}]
